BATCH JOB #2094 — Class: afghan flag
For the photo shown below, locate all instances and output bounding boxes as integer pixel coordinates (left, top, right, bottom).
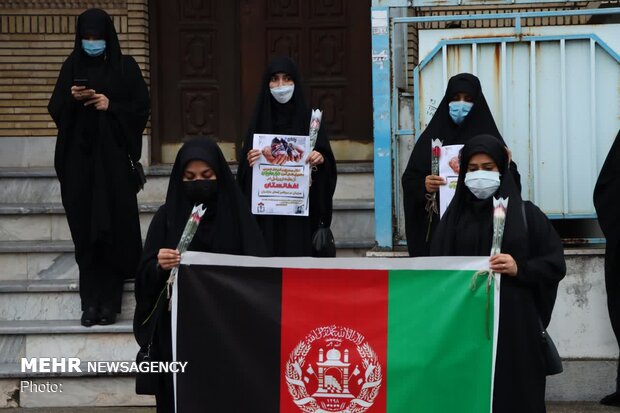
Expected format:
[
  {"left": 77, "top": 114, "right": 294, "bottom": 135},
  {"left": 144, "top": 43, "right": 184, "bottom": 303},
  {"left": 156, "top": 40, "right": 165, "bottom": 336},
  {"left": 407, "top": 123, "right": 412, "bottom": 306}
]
[{"left": 171, "top": 253, "right": 498, "bottom": 413}]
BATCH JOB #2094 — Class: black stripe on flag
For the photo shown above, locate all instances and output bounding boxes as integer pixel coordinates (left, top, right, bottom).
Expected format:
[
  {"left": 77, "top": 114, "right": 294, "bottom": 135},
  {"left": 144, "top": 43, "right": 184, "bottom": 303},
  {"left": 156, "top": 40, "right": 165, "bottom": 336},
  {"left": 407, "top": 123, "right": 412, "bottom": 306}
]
[{"left": 176, "top": 265, "right": 282, "bottom": 412}]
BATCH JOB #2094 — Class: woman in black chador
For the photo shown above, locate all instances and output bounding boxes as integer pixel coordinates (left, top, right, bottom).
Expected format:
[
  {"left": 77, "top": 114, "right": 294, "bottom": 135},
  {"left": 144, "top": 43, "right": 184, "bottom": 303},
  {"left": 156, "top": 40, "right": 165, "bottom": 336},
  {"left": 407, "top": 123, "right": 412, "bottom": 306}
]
[
  {"left": 133, "top": 137, "right": 267, "bottom": 412},
  {"left": 402, "top": 73, "right": 520, "bottom": 257},
  {"left": 594, "top": 130, "right": 620, "bottom": 407},
  {"left": 431, "top": 134, "right": 566, "bottom": 413},
  {"left": 237, "top": 56, "right": 337, "bottom": 257},
  {"left": 48, "top": 8, "right": 149, "bottom": 326}
]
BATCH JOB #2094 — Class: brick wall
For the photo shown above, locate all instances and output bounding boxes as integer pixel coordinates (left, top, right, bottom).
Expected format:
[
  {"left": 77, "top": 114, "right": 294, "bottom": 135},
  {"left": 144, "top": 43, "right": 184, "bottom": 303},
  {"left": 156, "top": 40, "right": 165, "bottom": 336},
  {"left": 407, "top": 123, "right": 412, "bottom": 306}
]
[{"left": 0, "top": 0, "right": 150, "bottom": 139}]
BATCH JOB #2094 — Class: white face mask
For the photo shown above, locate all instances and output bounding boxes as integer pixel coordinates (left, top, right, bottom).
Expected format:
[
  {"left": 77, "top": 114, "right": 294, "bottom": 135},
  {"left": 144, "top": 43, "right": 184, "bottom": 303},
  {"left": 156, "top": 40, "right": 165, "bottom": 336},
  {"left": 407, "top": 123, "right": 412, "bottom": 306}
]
[
  {"left": 270, "top": 84, "right": 295, "bottom": 104},
  {"left": 464, "top": 170, "right": 501, "bottom": 200}
]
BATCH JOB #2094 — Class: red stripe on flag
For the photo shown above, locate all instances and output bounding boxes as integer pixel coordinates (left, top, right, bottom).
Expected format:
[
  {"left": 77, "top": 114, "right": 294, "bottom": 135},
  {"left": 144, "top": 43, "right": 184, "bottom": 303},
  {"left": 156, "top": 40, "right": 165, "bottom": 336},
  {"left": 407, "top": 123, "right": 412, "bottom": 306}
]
[{"left": 280, "top": 269, "right": 388, "bottom": 413}]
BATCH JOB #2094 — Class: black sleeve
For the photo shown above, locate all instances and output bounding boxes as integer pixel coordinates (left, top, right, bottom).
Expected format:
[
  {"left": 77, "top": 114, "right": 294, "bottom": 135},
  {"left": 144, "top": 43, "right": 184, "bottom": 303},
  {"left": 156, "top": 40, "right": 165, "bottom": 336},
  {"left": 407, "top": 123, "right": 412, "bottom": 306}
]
[
  {"left": 48, "top": 57, "right": 74, "bottom": 126},
  {"left": 236, "top": 149, "right": 253, "bottom": 205},
  {"left": 309, "top": 127, "right": 337, "bottom": 229},
  {"left": 515, "top": 201, "right": 567, "bottom": 326},
  {"left": 133, "top": 207, "right": 173, "bottom": 346},
  {"left": 107, "top": 56, "right": 150, "bottom": 161},
  {"left": 402, "top": 135, "right": 434, "bottom": 256}
]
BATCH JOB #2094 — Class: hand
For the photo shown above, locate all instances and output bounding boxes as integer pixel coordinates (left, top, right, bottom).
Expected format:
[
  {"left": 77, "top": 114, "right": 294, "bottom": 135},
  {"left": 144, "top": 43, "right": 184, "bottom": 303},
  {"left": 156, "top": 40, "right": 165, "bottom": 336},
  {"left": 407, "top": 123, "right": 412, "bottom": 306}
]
[
  {"left": 289, "top": 145, "right": 304, "bottom": 163},
  {"left": 247, "top": 149, "right": 262, "bottom": 166},
  {"left": 489, "top": 253, "right": 518, "bottom": 277},
  {"left": 425, "top": 175, "right": 446, "bottom": 193},
  {"left": 261, "top": 147, "right": 287, "bottom": 165},
  {"left": 157, "top": 248, "right": 180, "bottom": 271},
  {"left": 71, "top": 86, "right": 95, "bottom": 101},
  {"left": 307, "top": 150, "right": 324, "bottom": 166},
  {"left": 84, "top": 93, "right": 109, "bottom": 111}
]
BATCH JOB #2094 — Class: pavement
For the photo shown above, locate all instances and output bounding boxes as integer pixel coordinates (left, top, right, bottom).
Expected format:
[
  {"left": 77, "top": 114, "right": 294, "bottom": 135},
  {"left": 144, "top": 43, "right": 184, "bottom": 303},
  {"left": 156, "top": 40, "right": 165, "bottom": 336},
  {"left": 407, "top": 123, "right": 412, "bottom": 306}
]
[
  {"left": 5, "top": 403, "right": 620, "bottom": 412},
  {"left": 548, "top": 403, "right": 620, "bottom": 412}
]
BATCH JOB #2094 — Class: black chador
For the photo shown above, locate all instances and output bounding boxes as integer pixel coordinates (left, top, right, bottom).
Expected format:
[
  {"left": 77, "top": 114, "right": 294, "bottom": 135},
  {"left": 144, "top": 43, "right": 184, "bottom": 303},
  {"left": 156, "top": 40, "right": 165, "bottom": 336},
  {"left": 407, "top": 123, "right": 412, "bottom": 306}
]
[
  {"left": 594, "top": 130, "right": 620, "bottom": 407},
  {"left": 133, "top": 137, "right": 267, "bottom": 412},
  {"left": 431, "top": 135, "right": 566, "bottom": 413},
  {"left": 402, "top": 73, "right": 520, "bottom": 257},
  {"left": 237, "top": 56, "right": 337, "bottom": 257},
  {"left": 48, "top": 9, "right": 149, "bottom": 323}
]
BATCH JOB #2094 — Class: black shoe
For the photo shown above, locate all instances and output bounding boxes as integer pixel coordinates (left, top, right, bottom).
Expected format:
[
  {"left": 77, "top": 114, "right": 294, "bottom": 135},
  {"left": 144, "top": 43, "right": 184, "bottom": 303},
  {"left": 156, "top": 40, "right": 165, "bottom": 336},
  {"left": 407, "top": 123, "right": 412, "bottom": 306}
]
[
  {"left": 601, "top": 392, "right": 620, "bottom": 407},
  {"left": 98, "top": 307, "right": 117, "bottom": 325},
  {"left": 81, "top": 307, "right": 99, "bottom": 327}
]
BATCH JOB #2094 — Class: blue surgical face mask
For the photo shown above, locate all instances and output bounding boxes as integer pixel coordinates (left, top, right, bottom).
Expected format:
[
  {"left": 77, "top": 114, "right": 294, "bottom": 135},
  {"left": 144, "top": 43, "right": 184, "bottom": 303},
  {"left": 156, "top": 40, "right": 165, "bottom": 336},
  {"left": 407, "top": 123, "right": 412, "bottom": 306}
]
[
  {"left": 270, "top": 84, "right": 295, "bottom": 104},
  {"left": 449, "top": 101, "right": 474, "bottom": 125},
  {"left": 464, "top": 170, "right": 500, "bottom": 200},
  {"left": 82, "top": 39, "right": 106, "bottom": 57}
]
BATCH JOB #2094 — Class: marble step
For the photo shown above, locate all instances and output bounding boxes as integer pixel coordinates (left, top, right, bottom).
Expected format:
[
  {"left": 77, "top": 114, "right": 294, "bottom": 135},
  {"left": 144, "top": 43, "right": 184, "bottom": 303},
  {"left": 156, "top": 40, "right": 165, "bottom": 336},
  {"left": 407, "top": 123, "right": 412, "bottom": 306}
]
[
  {"left": 0, "top": 280, "right": 136, "bottom": 322},
  {"left": 0, "top": 319, "right": 133, "bottom": 335},
  {"left": 0, "top": 200, "right": 375, "bottom": 243},
  {"left": 0, "top": 321, "right": 137, "bottom": 364},
  {"left": 0, "top": 279, "right": 134, "bottom": 293},
  {"left": 0, "top": 238, "right": 376, "bottom": 282},
  {"left": 0, "top": 163, "right": 374, "bottom": 204},
  {"left": 0, "top": 376, "right": 154, "bottom": 408}
]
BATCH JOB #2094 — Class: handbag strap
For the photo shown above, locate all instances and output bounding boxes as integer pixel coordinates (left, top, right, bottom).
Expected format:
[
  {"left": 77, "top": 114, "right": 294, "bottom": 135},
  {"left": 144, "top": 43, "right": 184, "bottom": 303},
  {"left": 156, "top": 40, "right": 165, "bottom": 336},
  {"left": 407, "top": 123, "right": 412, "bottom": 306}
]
[{"left": 139, "top": 284, "right": 168, "bottom": 354}]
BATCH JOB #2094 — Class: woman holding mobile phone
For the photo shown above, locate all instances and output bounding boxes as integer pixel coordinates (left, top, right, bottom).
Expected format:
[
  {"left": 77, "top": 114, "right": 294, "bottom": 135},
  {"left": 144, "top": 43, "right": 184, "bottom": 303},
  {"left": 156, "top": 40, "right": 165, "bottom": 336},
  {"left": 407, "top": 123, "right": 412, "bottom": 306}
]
[{"left": 48, "top": 8, "right": 150, "bottom": 326}]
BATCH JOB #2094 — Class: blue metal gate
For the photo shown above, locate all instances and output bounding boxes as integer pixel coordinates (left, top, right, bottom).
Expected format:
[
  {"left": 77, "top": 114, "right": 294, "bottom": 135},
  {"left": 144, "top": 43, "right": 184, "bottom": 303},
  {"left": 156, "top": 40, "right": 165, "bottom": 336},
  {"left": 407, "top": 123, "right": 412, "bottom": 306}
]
[{"left": 371, "top": 5, "right": 620, "bottom": 249}]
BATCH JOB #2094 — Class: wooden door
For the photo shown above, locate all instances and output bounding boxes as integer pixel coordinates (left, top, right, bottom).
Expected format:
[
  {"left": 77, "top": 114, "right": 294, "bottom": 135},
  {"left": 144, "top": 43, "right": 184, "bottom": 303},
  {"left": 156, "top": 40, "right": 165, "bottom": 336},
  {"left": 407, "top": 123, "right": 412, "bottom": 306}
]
[
  {"left": 150, "top": 0, "right": 372, "bottom": 162},
  {"left": 150, "top": 0, "right": 238, "bottom": 158},
  {"left": 240, "top": 0, "right": 372, "bottom": 142}
]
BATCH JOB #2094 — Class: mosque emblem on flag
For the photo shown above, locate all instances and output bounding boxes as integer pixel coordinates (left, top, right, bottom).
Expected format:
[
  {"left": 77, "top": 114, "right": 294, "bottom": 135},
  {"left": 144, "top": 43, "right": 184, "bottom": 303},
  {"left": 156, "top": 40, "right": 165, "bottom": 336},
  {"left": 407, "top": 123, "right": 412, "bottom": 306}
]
[{"left": 285, "top": 325, "right": 382, "bottom": 413}]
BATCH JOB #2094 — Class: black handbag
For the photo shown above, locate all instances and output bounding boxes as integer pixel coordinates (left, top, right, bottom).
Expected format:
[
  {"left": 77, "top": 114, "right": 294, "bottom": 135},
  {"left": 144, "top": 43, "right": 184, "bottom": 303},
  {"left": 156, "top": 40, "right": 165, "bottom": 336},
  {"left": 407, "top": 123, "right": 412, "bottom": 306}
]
[
  {"left": 539, "top": 318, "right": 563, "bottom": 375},
  {"left": 135, "top": 288, "right": 166, "bottom": 395},
  {"left": 312, "top": 222, "right": 336, "bottom": 257},
  {"left": 128, "top": 155, "right": 146, "bottom": 193},
  {"left": 135, "top": 342, "right": 160, "bottom": 395}
]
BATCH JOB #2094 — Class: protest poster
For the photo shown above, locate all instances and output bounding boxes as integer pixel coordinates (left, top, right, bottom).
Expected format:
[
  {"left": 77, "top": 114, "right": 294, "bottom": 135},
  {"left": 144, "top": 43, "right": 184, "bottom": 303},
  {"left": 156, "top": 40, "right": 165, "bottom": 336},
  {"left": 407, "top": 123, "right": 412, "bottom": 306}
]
[
  {"left": 251, "top": 134, "right": 310, "bottom": 216},
  {"left": 439, "top": 144, "right": 464, "bottom": 217}
]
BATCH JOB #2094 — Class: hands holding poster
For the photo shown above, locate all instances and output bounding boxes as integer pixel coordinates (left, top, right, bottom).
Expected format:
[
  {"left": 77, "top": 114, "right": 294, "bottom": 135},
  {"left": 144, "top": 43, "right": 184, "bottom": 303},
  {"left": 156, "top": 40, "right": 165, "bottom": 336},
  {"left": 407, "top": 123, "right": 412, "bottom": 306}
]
[
  {"left": 251, "top": 134, "right": 310, "bottom": 216},
  {"left": 438, "top": 144, "right": 464, "bottom": 217}
]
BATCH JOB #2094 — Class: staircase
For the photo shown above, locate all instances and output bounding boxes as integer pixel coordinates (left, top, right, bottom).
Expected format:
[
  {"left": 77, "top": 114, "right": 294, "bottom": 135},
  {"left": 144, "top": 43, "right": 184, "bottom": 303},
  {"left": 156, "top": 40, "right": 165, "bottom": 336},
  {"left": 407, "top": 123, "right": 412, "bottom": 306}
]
[{"left": 0, "top": 163, "right": 375, "bottom": 408}]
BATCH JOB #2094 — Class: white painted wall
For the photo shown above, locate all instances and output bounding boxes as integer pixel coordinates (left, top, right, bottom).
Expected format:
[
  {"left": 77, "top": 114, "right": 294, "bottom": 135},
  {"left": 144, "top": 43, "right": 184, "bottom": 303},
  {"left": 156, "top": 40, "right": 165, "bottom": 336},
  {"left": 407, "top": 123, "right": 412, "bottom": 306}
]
[{"left": 549, "top": 249, "right": 617, "bottom": 359}]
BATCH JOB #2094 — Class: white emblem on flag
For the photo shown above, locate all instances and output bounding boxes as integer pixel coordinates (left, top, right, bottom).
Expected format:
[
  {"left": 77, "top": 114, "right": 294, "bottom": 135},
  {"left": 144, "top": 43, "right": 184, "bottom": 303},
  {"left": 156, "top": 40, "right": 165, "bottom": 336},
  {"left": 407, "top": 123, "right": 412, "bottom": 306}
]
[{"left": 284, "top": 325, "right": 382, "bottom": 413}]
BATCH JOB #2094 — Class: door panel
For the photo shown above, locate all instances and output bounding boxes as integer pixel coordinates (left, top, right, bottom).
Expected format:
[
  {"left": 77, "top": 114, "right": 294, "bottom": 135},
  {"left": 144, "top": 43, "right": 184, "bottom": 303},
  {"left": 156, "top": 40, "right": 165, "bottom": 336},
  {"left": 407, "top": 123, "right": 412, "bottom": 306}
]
[{"left": 155, "top": 0, "right": 238, "bottom": 144}]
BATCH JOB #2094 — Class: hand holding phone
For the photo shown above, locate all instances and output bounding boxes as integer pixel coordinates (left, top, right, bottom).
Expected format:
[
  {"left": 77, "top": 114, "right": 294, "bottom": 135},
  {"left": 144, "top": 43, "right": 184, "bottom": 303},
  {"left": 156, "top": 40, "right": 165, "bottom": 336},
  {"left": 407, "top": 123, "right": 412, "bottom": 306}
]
[{"left": 71, "top": 79, "right": 95, "bottom": 102}]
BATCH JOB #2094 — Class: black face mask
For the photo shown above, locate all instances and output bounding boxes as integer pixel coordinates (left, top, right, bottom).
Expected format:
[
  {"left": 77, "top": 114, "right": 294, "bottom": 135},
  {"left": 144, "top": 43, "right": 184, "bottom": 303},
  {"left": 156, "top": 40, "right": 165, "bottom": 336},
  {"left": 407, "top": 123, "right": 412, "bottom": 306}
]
[{"left": 182, "top": 179, "right": 218, "bottom": 205}]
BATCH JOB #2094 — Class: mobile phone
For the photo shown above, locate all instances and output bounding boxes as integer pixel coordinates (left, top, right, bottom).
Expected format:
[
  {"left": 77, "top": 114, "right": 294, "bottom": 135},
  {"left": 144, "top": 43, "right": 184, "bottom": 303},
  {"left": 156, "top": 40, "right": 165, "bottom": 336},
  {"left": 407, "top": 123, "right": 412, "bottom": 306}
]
[{"left": 73, "top": 78, "right": 89, "bottom": 87}]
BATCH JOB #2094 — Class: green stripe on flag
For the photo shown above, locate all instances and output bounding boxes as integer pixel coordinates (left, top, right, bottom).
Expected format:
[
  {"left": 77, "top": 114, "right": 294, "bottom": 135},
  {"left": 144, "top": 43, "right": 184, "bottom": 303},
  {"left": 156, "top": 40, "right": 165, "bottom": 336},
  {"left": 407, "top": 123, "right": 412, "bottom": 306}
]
[{"left": 387, "top": 269, "right": 495, "bottom": 413}]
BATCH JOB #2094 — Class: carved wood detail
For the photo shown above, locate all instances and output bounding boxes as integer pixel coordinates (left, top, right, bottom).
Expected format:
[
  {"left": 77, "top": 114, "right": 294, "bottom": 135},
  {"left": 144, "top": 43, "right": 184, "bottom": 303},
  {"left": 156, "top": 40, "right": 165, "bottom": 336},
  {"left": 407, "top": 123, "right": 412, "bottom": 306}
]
[
  {"left": 180, "top": 30, "right": 216, "bottom": 79},
  {"left": 182, "top": 89, "right": 219, "bottom": 137},
  {"left": 311, "top": 87, "right": 344, "bottom": 134},
  {"left": 267, "top": 0, "right": 299, "bottom": 18}
]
